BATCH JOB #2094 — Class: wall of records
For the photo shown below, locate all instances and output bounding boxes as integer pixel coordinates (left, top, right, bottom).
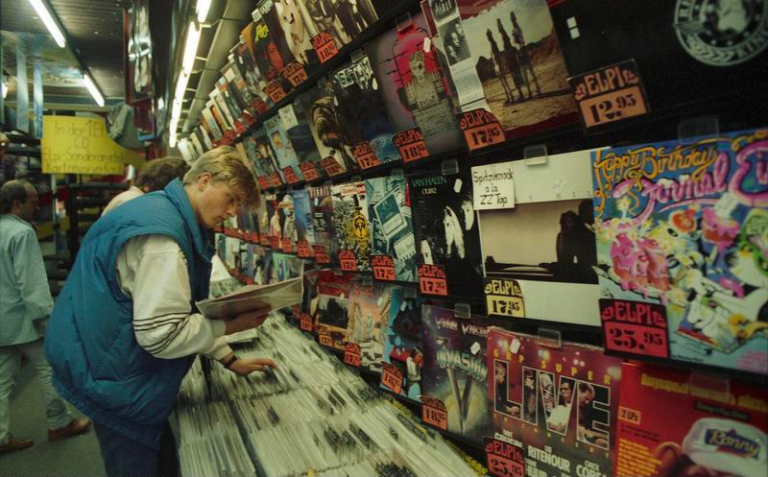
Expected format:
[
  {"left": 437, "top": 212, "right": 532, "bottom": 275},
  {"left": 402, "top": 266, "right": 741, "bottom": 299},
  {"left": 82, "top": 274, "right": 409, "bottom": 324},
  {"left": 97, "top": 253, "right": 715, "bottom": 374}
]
[{"left": 184, "top": 1, "right": 767, "bottom": 477}]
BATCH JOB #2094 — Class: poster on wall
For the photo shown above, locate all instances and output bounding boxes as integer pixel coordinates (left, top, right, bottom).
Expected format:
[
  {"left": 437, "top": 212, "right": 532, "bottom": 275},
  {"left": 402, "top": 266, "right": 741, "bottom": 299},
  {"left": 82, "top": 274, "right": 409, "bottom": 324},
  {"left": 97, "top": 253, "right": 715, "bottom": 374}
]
[
  {"left": 367, "top": 12, "right": 464, "bottom": 157},
  {"left": 488, "top": 329, "right": 623, "bottom": 477},
  {"left": 421, "top": 304, "right": 492, "bottom": 444},
  {"left": 592, "top": 128, "right": 768, "bottom": 375},
  {"left": 410, "top": 169, "right": 484, "bottom": 297},
  {"left": 422, "top": 0, "right": 578, "bottom": 140},
  {"left": 549, "top": 0, "right": 768, "bottom": 115},
  {"left": 615, "top": 361, "right": 768, "bottom": 477},
  {"left": 478, "top": 149, "right": 601, "bottom": 326}
]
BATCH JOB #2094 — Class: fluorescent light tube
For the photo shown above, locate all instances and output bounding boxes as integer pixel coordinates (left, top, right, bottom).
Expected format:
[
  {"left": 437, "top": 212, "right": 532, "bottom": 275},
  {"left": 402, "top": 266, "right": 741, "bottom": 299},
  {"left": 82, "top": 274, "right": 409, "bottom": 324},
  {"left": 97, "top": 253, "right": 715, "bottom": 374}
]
[
  {"left": 83, "top": 73, "right": 104, "bottom": 107},
  {"left": 29, "top": 0, "right": 66, "bottom": 48}
]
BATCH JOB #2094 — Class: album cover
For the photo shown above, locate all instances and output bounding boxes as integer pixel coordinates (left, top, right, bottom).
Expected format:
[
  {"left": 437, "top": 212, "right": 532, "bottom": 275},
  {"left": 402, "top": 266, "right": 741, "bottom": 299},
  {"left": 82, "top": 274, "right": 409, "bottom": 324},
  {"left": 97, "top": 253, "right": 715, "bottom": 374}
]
[
  {"left": 366, "top": 176, "right": 418, "bottom": 282},
  {"left": 205, "top": 98, "right": 231, "bottom": 138},
  {"left": 331, "top": 53, "right": 400, "bottom": 165},
  {"left": 549, "top": 0, "right": 768, "bottom": 113},
  {"left": 244, "top": 244, "right": 256, "bottom": 279},
  {"left": 300, "top": 0, "right": 381, "bottom": 51},
  {"left": 250, "top": 3, "right": 293, "bottom": 95},
  {"left": 264, "top": 192, "right": 282, "bottom": 245},
  {"left": 197, "top": 122, "right": 214, "bottom": 150},
  {"left": 216, "top": 233, "right": 228, "bottom": 265},
  {"left": 291, "top": 188, "right": 316, "bottom": 257},
  {"left": 347, "top": 280, "right": 394, "bottom": 373},
  {"left": 410, "top": 170, "right": 484, "bottom": 297},
  {"left": 217, "top": 71, "right": 245, "bottom": 129},
  {"left": 367, "top": 12, "right": 464, "bottom": 156},
  {"left": 201, "top": 104, "right": 224, "bottom": 142},
  {"left": 295, "top": 79, "right": 359, "bottom": 174},
  {"left": 332, "top": 181, "right": 372, "bottom": 272},
  {"left": 592, "top": 128, "right": 768, "bottom": 375},
  {"left": 488, "top": 329, "right": 623, "bottom": 477},
  {"left": 296, "top": 266, "right": 320, "bottom": 323},
  {"left": 421, "top": 304, "right": 492, "bottom": 445},
  {"left": 225, "top": 236, "right": 240, "bottom": 271},
  {"left": 242, "top": 135, "right": 270, "bottom": 188},
  {"left": 222, "top": 58, "right": 259, "bottom": 123},
  {"left": 258, "top": 0, "right": 320, "bottom": 75},
  {"left": 616, "top": 361, "right": 767, "bottom": 477},
  {"left": 309, "top": 184, "right": 339, "bottom": 265},
  {"left": 189, "top": 133, "right": 204, "bottom": 158},
  {"left": 210, "top": 86, "right": 237, "bottom": 133},
  {"left": 254, "top": 125, "right": 285, "bottom": 188},
  {"left": 478, "top": 150, "right": 601, "bottom": 326},
  {"left": 423, "top": 0, "right": 578, "bottom": 139},
  {"left": 269, "top": 252, "right": 304, "bottom": 284},
  {"left": 314, "top": 269, "right": 355, "bottom": 350},
  {"left": 238, "top": 23, "right": 275, "bottom": 110},
  {"left": 381, "top": 286, "right": 424, "bottom": 402},
  {"left": 276, "top": 192, "right": 298, "bottom": 253},
  {"left": 252, "top": 246, "right": 272, "bottom": 285},
  {"left": 278, "top": 102, "right": 326, "bottom": 180},
  {"left": 264, "top": 115, "right": 305, "bottom": 183}
]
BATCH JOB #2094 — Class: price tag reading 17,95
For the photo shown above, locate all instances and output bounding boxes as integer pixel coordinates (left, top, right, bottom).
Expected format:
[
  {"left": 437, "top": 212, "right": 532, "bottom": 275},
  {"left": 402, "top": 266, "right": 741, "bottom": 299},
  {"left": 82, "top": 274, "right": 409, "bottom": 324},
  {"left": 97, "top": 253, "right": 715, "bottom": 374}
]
[
  {"left": 460, "top": 109, "right": 505, "bottom": 152},
  {"left": 569, "top": 59, "right": 649, "bottom": 129}
]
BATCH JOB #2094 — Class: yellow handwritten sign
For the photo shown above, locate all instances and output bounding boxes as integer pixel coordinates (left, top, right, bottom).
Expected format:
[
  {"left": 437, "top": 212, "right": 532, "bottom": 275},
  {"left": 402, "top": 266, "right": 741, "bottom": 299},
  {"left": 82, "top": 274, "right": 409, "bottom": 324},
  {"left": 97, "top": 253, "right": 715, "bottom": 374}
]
[{"left": 42, "top": 116, "right": 129, "bottom": 175}]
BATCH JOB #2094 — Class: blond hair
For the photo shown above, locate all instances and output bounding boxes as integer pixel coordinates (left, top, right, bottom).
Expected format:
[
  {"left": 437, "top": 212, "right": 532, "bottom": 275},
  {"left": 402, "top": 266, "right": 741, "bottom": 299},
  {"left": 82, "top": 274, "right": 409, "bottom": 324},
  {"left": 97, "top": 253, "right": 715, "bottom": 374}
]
[{"left": 183, "top": 146, "right": 260, "bottom": 208}]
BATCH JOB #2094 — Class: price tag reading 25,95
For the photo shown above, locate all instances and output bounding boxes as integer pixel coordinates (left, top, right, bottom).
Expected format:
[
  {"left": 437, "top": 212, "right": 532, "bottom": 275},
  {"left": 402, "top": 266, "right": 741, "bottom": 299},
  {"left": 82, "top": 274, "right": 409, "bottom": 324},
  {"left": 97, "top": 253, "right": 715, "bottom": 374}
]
[{"left": 569, "top": 59, "right": 649, "bottom": 129}]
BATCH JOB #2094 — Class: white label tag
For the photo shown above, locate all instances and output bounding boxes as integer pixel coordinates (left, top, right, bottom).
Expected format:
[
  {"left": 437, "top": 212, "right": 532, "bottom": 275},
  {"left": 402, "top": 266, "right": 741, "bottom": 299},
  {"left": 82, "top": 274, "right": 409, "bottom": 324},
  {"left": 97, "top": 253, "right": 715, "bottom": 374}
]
[{"left": 471, "top": 163, "right": 516, "bottom": 210}]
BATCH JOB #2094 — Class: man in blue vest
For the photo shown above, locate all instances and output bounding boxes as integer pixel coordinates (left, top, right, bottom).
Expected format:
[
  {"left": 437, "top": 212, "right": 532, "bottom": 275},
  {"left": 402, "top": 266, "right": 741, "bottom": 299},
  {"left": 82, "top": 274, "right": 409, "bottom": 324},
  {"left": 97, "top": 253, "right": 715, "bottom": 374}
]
[{"left": 45, "top": 146, "right": 273, "bottom": 477}]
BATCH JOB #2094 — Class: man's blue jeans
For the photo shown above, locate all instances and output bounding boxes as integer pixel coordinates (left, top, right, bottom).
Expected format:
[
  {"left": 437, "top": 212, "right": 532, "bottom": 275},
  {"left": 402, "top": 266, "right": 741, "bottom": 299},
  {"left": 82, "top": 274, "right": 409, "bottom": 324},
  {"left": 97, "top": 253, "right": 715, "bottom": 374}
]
[{"left": 93, "top": 420, "right": 179, "bottom": 477}]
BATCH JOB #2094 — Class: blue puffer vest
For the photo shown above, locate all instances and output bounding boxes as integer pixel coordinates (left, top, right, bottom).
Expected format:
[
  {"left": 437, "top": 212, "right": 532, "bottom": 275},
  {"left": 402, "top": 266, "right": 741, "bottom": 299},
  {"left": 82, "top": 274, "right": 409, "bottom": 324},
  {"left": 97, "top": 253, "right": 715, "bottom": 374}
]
[{"left": 45, "top": 179, "right": 213, "bottom": 449}]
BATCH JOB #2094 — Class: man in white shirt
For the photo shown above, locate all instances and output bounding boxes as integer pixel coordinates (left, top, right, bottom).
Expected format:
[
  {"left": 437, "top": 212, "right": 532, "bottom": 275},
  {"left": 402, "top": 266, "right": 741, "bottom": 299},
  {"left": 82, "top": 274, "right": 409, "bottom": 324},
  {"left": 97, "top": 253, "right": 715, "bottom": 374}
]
[
  {"left": 0, "top": 180, "right": 91, "bottom": 454},
  {"left": 102, "top": 156, "right": 189, "bottom": 215}
]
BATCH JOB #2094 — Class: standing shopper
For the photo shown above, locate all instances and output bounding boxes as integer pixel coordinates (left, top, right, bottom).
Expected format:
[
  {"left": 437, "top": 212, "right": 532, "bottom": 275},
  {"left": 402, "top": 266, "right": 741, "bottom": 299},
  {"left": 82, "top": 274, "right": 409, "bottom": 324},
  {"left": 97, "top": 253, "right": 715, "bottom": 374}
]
[
  {"left": 102, "top": 156, "right": 190, "bottom": 215},
  {"left": 45, "top": 147, "right": 274, "bottom": 477},
  {"left": 0, "top": 180, "right": 91, "bottom": 454}
]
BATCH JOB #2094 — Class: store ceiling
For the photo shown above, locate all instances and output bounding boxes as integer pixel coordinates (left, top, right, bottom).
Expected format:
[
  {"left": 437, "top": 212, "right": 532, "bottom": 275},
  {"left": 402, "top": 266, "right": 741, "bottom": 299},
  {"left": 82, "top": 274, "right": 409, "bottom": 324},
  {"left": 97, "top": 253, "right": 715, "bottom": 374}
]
[{"left": 1, "top": 0, "right": 172, "bottom": 105}]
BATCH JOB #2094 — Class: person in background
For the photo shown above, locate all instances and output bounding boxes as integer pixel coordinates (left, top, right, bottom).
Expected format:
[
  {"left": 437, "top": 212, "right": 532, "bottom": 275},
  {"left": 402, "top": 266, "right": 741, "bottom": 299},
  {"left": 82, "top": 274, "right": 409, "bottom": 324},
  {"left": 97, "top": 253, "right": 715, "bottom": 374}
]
[
  {"left": 0, "top": 180, "right": 92, "bottom": 454},
  {"left": 102, "top": 156, "right": 190, "bottom": 215},
  {"left": 45, "top": 147, "right": 275, "bottom": 477}
]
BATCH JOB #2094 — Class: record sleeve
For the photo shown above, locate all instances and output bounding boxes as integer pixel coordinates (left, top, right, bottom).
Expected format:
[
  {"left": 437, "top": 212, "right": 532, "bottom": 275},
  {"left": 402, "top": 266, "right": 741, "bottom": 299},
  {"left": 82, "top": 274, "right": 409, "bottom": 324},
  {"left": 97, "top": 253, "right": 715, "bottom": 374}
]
[
  {"left": 347, "top": 280, "right": 394, "bottom": 373},
  {"left": 366, "top": 12, "right": 464, "bottom": 156},
  {"left": 264, "top": 192, "right": 282, "bottom": 246},
  {"left": 332, "top": 181, "right": 372, "bottom": 272},
  {"left": 487, "top": 329, "right": 623, "bottom": 477},
  {"left": 250, "top": 2, "right": 293, "bottom": 98},
  {"left": 422, "top": 0, "right": 578, "bottom": 139},
  {"left": 274, "top": 192, "right": 297, "bottom": 253},
  {"left": 269, "top": 252, "right": 303, "bottom": 285},
  {"left": 366, "top": 176, "right": 418, "bottom": 282},
  {"left": 421, "top": 304, "right": 492, "bottom": 445},
  {"left": 292, "top": 188, "right": 316, "bottom": 258},
  {"left": 210, "top": 87, "right": 237, "bottom": 133},
  {"left": 410, "top": 170, "right": 484, "bottom": 297},
  {"left": 238, "top": 22, "right": 275, "bottom": 110},
  {"left": 301, "top": 0, "right": 382, "bottom": 52},
  {"left": 254, "top": 125, "right": 285, "bottom": 188},
  {"left": 196, "top": 277, "right": 303, "bottom": 318},
  {"left": 381, "top": 286, "right": 425, "bottom": 402},
  {"left": 258, "top": 0, "right": 320, "bottom": 80},
  {"left": 309, "top": 184, "right": 339, "bottom": 265},
  {"left": 591, "top": 128, "right": 768, "bottom": 375},
  {"left": 222, "top": 59, "right": 259, "bottom": 124},
  {"left": 314, "top": 269, "right": 355, "bottom": 350},
  {"left": 264, "top": 115, "right": 304, "bottom": 183},
  {"left": 615, "top": 361, "right": 768, "bottom": 477},
  {"left": 478, "top": 149, "right": 600, "bottom": 326},
  {"left": 278, "top": 102, "right": 326, "bottom": 181}
]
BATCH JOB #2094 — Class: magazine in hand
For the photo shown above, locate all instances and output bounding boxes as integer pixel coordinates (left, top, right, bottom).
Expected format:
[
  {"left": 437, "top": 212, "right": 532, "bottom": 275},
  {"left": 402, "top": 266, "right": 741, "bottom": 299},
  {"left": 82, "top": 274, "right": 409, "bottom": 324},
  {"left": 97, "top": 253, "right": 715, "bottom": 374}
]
[{"left": 196, "top": 277, "right": 303, "bottom": 319}]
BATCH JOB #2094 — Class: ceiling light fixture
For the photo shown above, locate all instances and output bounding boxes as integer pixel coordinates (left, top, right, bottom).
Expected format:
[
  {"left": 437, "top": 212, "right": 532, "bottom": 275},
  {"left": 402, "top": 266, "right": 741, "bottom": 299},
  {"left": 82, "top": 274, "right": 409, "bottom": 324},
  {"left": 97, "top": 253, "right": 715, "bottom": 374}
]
[
  {"left": 196, "top": 0, "right": 212, "bottom": 23},
  {"left": 83, "top": 73, "right": 105, "bottom": 107},
  {"left": 181, "top": 22, "right": 201, "bottom": 75},
  {"left": 28, "top": 0, "right": 66, "bottom": 48}
]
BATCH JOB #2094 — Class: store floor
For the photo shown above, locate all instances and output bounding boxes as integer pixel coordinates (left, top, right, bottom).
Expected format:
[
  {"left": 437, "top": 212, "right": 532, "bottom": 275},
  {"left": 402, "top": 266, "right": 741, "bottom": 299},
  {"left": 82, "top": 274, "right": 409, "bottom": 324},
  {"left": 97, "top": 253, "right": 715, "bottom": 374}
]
[{"left": 0, "top": 358, "right": 105, "bottom": 477}]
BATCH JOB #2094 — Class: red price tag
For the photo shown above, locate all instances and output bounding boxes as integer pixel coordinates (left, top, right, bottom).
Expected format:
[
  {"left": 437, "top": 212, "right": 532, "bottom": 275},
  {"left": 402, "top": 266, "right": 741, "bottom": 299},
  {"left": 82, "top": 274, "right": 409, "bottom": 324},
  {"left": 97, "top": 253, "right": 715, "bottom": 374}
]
[
  {"left": 352, "top": 142, "right": 381, "bottom": 169},
  {"left": 251, "top": 99, "right": 268, "bottom": 115},
  {"left": 269, "top": 173, "right": 283, "bottom": 188},
  {"left": 257, "top": 177, "right": 270, "bottom": 191},
  {"left": 381, "top": 363, "right": 403, "bottom": 394},
  {"left": 234, "top": 121, "right": 247, "bottom": 135},
  {"left": 344, "top": 343, "right": 361, "bottom": 367},
  {"left": 314, "top": 245, "right": 330, "bottom": 264},
  {"left": 319, "top": 157, "right": 345, "bottom": 176},
  {"left": 297, "top": 240, "right": 313, "bottom": 258},
  {"left": 299, "top": 162, "right": 321, "bottom": 182},
  {"left": 460, "top": 109, "right": 505, "bottom": 152},
  {"left": 266, "top": 81, "right": 287, "bottom": 103},
  {"left": 372, "top": 255, "right": 396, "bottom": 282},
  {"left": 485, "top": 438, "right": 525, "bottom": 477},
  {"left": 339, "top": 250, "right": 357, "bottom": 272},
  {"left": 242, "top": 113, "right": 257, "bottom": 126},
  {"left": 569, "top": 60, "right": 649, "bottom": 129},
  {"left": 311, "top": 31, "right": 338, "bottom": 63},
  {"left": 260, "top": 235, "right": 270, "bottom": 247},
  {"left": 418, "top": 264, "right": 448, "bottom": 296},
  {"left": 269, "top": 236, "right": 280, "bottom": 249},
  {"left": 250, "top": 232, "right": 260, "bottom": 243},
  {"left": 299, "top": 313, "right": 313, "bottom": 332},
  {"left": 393, "top": 128, "right": 429, "bottom": 163},
  {"left": 281, "top": 237, "right": 293, "bottom": 253},
  {"left": 245, "top": 276, "right": 254, "bottom": 285},
  {"left": 600, "top": 299, "right": 669, "bottom": 358},
  {"left": 318, "top": 332, "right": 333, "bottom": 347},
  {"left": 282, "top": 166, "right": 300, "bottom": 185},
  {"left": 421, "top": 397, "right": 448, "bottom": 430},
  {"left": 282, "top": 61, "right": 308, "bottom": 88}
]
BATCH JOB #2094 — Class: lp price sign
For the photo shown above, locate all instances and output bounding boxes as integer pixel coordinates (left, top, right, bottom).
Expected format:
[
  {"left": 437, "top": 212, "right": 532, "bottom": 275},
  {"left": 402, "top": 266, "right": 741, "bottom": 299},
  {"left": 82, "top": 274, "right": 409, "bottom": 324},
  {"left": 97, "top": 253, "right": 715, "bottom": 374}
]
[
  {"left": 460, "top": 109, "right": 505, "bottom": 152},
  {"left": 418, "top": 264, "right": 448, "bottom": 296},
  {"left": 344, "top": 343, "right": 361, "bottom": 368},
  {"left": 600, "top": 299, "right": 669, "bottom": 359},
  {"left": 371, "top": 255, "right": 396, "bottom": 282},
  {"left": 484, "top": 278, "right": 525, "bottom": 318},
  {"left": 569, "top": 59, "right": 649, "bottom": 129},
  {"left": 471, "top": 164, "right": 515, "bottom": 211},
  {"left": 421, "top": 396, "right": 447, "bottom": 430},
  {"left": 485, "top": 438, "right": 525, "bottom": 477},
  {"left": 380, "top": 363, "right": 403, "bottom": 394}
]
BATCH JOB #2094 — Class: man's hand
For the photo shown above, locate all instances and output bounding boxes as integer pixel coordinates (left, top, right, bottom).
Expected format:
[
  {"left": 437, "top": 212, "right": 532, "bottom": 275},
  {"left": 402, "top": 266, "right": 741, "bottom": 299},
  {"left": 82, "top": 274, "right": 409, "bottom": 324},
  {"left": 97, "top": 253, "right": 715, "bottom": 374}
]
[
  {"left": 224, "top": 307, "right": 271, "bottom": 335},
  {"left": 229, "top": 358, "right": 277, "bottom": 377}
]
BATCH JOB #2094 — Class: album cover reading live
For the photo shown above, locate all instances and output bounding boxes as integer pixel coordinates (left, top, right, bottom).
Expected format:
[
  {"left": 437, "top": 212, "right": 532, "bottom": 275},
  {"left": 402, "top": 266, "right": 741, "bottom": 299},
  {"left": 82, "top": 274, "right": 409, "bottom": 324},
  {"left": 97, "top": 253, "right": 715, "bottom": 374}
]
[
  {"left": 549, "top": 0, "right": 768, "bottom": 114},
  {"left": 314, "top": 269, "right": 355, "bottom": 350},
  {"left": 422, "top": 0, "right": 577, "bottom": 139},
  {"left": 488, "top": 329, "right": 623, "bottom": 477},
  {"left": 367, "top": 12, "right": 464, "bottom": 157},
  {"left": 366, "top": 176, "right": 418, "bottom": 283},
  {"left": 411, "top": 170, "right": 484, "bottom": 297},
  {"left": 592, "top": 128, "right": 768, "bottom": 375},
  {"left": 309, "top": 185, "right": 339, "bottom": 265},
  {"left": 331, "top": 182, "right": 372, "bottom": 272},
  {"left": 421, "top": 305, "right": 492, "bottom": 445},
  {"left": 478, "top": 150, "right": 601, "bottom": 326},
  {"left": 381, "top": 287, "right": 424, "bottom": 402},
  {"left": 615, "top": 361, "right": 768, "bottom": 477},
  {"left": 347, "top": 280, "right": 394, "bottom": 374}
]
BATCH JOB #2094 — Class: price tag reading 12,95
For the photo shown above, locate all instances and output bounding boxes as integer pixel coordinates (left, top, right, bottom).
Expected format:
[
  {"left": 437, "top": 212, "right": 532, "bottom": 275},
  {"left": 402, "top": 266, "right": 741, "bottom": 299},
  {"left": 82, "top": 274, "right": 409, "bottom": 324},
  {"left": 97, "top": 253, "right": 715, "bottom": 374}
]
[
  {"left": 599, "top": 299, "right": 669, "bottom": 359},
  {"left": 569, "top": 59, "right": 649, "bottom": 129}
]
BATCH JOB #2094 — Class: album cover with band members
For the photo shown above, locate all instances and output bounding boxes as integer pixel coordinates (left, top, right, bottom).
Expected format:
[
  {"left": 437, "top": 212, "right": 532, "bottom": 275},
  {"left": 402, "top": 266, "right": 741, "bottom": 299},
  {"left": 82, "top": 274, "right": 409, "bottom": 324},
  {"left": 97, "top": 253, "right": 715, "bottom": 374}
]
[
  {"left": 488, "top": 329, "right": 623, "bottom": 477},
  {"left": 421, "top": 304, "right": 492, "bottom": 445}
]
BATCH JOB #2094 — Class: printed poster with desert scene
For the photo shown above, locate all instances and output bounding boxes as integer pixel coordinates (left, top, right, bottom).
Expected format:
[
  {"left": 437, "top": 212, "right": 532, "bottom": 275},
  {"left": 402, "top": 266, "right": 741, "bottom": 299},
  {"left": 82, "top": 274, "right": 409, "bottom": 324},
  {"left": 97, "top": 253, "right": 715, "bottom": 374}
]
[{"left": 591, "top": 128, "right": 768, "bottom": 375}]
